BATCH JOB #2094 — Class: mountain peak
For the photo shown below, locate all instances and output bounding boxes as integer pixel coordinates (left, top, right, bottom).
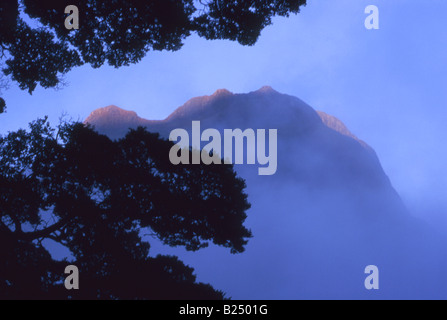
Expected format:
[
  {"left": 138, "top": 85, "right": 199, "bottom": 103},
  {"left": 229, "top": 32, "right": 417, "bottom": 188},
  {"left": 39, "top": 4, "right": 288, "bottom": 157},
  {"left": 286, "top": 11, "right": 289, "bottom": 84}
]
[
  {"left": 87, "top": 105, "right": 138, "bottom": 118},
  {"left": 84, "top": 105, "right": 141, "bottom": 128},
  {"left": 256, "top": 86, "right": 277, "bottom": 94},
  {"left": 103, "top": 105, "right": 123, "bottom": 111},
  {"left": 211, "top": 88, "right": 233, "bottom": 97},
  {"left": 210, "top": 86, "right": 278, "bottom": 97}
]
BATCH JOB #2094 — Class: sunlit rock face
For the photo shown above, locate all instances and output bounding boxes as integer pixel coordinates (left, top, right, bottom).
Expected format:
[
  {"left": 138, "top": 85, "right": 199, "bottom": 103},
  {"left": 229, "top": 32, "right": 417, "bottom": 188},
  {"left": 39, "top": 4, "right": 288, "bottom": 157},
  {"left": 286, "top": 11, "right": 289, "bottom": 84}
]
[{"left": 85, "top": 87, "right": 447, "bottom": 299}]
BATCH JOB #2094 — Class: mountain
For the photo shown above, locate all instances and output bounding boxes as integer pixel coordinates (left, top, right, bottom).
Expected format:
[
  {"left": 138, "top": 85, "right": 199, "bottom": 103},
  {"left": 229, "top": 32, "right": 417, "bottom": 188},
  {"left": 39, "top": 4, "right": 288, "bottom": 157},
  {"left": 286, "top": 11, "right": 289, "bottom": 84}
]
[
  {"left": 85, "top": 87, "right": 447, "bottom": 299},
  {"left": 84, "top": 105, "right": 158, "bottom": 139}
]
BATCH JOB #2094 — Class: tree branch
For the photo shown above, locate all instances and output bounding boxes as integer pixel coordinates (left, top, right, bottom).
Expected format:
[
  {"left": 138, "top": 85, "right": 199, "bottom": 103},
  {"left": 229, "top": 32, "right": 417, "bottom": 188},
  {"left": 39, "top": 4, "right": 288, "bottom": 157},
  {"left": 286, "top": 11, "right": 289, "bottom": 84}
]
[
  {"left": 0, "top": 220, "right": 14, "bottom": 236},
  {"left": 18, "top": 218, "right": 69, "bottom": 241},
  {"left": 11, "top": 216, "right": 22, "bottom": 234}
]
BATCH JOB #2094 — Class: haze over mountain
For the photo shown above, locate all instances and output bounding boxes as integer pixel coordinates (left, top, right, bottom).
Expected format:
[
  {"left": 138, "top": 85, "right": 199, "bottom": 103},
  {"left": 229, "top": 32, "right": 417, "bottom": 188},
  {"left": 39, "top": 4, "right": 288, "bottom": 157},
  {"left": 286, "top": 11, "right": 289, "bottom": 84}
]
[{"left": 85, "top": 87, "right": 447, "bottom": 299}]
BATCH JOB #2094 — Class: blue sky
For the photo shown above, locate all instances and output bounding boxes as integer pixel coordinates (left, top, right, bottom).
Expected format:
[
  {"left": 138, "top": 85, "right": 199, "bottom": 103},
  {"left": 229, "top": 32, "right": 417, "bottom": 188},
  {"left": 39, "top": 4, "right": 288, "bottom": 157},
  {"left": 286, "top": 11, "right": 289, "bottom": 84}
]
[{"left": 1, "top": 0, "right": 446, "bottom": 225}]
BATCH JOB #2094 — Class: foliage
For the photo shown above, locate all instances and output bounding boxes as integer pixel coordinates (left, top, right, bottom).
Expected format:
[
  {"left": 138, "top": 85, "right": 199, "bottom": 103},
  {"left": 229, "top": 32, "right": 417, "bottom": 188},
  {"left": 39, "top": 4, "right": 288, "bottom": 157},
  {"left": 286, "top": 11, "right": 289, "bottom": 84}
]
[
  {"left": 0, "top": 0, "right": 307, "bottom": 107},
  {"left": 0, "top": 118, "right": 251, "bottom": 299}
]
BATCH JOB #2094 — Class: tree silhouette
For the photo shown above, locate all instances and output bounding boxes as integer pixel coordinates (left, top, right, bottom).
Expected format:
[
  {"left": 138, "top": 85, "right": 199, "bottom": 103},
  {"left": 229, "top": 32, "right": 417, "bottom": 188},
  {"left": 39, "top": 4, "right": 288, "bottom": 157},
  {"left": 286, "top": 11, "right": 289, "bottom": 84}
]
[
  {"left": 0, "top": 0, "right": 307, "bottom": 112},
  {"left": 0, "top": 98, "right": 5, "bottom": 113},
  {"left": 0, "top": 118, "right": 252, "bottom": 299}
]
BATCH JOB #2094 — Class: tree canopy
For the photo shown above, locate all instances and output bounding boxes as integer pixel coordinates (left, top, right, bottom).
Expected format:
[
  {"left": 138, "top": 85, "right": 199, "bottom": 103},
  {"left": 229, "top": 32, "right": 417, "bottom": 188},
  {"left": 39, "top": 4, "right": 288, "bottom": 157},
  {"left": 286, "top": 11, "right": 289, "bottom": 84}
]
[
  {"left": 0, "top": 118, "right": 251, "bottom": 299},
  {"left": 0, "top": 0, "right": 307, "bottom": 112}
]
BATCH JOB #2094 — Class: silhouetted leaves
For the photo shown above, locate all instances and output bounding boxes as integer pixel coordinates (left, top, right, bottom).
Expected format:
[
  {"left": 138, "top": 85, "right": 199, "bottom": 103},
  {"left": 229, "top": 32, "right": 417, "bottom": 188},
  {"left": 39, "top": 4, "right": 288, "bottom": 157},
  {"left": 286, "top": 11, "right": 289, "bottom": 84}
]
[
  {"left": 0, "top": 119, "right": 251, "bottom": 299},
  {"left": 0, "top": 0, "right": 307, "bottom": 104},
  {"left": 0, "top": 97, "right": 5, "bottom": 113},
  {"left": 3, "top": 20, "right": 82, "bottom": 93}
]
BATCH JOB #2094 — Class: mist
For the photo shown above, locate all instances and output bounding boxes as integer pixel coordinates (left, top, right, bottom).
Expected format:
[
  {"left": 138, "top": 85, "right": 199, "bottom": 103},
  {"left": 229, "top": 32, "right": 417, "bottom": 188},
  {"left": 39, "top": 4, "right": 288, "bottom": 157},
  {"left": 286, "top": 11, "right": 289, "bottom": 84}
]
[
  {"left": 86, "top": 87, "right": 447, "bottom": 299},
  {"left": 1, "top": 0, "right": 446, "bottom": 300}
]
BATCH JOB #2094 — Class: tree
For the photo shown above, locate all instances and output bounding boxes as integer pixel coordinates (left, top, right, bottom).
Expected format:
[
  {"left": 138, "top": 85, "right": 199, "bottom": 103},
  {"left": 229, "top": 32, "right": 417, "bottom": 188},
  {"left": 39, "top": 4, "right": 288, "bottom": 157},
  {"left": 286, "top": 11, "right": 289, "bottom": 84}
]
[
  {"left": 0, "top": 0, "right": 307, "bottom": 112},
  {"left": 0, "top": 97, "right": 5, "bottom": 113},
  {"left": 0, "top": 118, "right": 251, "bottom": 299}
]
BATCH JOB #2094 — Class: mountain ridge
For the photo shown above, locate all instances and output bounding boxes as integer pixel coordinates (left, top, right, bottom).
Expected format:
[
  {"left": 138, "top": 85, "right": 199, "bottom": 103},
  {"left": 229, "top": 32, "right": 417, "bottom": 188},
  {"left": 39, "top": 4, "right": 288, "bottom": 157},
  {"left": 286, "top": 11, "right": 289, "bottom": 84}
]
[
  {"left": 85, "top": 87, "right": 372, "bottom": 154},
  {"left": 83, "top": 87, "right": 446, "bottom": 299}
]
